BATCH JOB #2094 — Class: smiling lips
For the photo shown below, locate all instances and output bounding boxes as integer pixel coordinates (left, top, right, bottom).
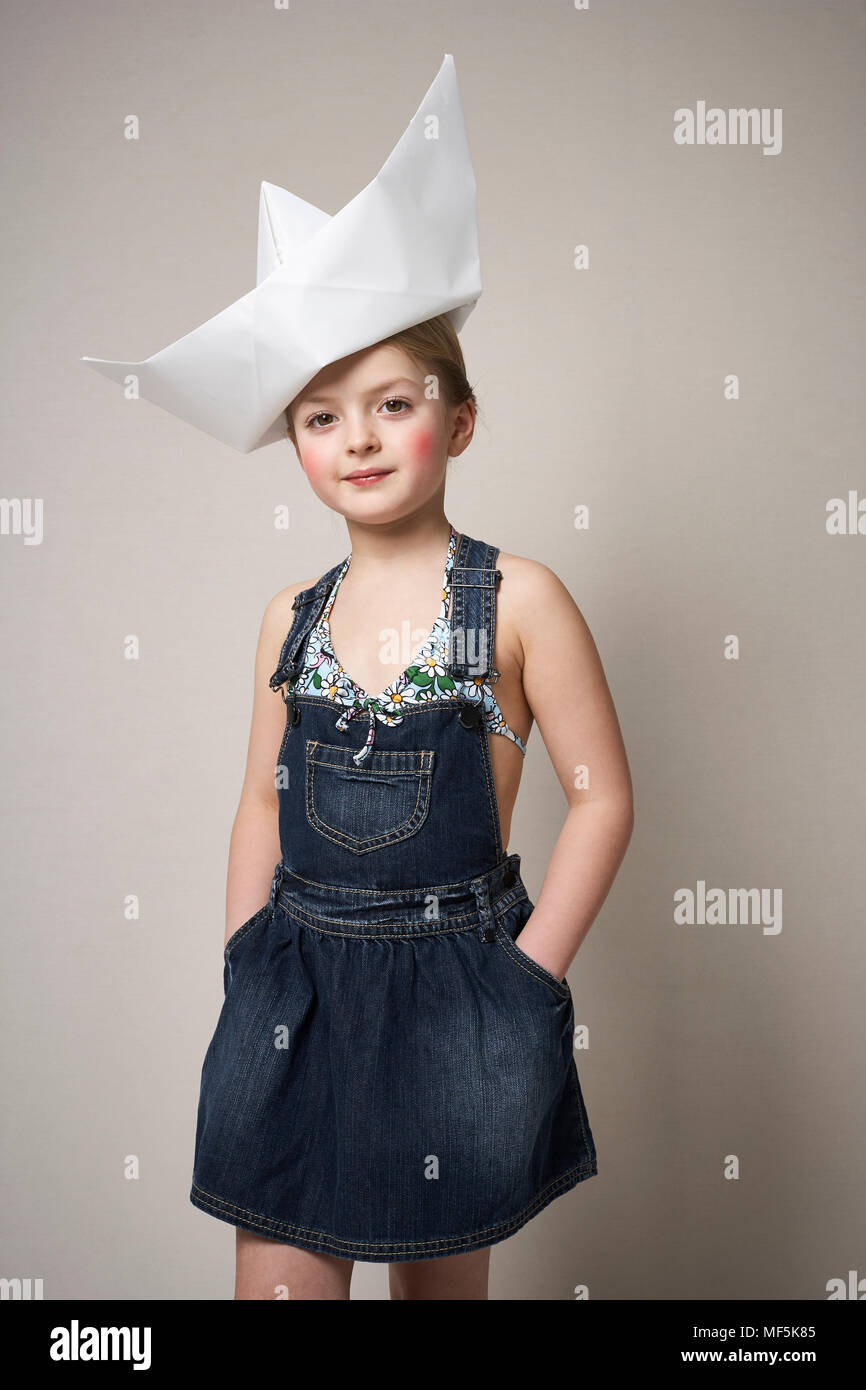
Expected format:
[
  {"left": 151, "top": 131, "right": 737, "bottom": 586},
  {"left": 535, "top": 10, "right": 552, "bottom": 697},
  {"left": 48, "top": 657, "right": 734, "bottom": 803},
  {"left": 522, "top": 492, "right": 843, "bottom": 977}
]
[{"left": 342, "top": 468, "right": 394, "bottom": 485}]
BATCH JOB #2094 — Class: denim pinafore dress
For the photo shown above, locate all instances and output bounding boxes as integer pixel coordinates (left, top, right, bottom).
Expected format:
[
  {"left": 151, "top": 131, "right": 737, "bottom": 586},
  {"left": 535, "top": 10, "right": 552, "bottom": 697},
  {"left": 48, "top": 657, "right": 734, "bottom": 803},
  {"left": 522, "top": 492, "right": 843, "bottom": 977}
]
[{"left": 189, "top": 531, "right": 597, "bottom": 1263}]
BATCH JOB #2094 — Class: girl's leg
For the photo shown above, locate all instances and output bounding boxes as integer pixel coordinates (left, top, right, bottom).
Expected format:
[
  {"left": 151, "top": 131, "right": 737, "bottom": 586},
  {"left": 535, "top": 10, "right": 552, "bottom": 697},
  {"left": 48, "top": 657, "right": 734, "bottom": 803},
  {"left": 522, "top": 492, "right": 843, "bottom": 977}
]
[
  {"left": 235, "top": 1228, "right": 353, "bottom": 1300},
  {"left": 388, "top": 1247, "right": 491, "bottom": 1300}
]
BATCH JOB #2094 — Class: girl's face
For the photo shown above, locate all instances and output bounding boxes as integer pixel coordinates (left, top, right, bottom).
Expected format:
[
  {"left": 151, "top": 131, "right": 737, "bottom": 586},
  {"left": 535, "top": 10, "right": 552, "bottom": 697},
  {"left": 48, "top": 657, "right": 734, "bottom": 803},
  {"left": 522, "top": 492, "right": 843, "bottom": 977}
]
[{"left": 287, "top": 343, "right": 474, "bottom": 522}]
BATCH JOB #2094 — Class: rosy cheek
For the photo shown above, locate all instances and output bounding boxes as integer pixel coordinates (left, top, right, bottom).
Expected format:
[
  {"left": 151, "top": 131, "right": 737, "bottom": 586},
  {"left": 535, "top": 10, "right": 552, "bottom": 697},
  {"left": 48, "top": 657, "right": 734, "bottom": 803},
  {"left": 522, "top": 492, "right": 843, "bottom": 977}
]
[{"left": 408, "top": 428, "right": 436, "bottom": 464}]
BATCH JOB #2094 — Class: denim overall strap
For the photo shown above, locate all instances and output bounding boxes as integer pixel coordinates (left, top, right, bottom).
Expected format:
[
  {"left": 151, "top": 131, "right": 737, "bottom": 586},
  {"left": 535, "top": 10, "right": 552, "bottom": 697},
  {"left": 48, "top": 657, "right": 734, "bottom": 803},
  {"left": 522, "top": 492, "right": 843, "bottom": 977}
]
[
  {"left": 447, "top": 533, "right": 502, "bottom": 682},
  {"left": 268, "top": 558, "right": 346, "bottom": 705}
]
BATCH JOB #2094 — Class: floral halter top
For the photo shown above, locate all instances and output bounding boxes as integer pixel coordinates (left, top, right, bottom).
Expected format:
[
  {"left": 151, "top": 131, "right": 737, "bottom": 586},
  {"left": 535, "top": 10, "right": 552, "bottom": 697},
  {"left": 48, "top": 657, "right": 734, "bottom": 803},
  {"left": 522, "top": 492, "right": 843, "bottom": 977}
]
[{"left": 293, "top": 524, "right": 528, "bottom": 766}]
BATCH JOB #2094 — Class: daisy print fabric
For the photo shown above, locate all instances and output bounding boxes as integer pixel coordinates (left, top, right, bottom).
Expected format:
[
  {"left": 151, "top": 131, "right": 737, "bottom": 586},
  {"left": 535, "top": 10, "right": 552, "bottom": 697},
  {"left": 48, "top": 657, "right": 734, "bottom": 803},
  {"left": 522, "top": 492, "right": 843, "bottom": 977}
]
[{"left": 294, "top": 524, "right": 528, "bottom": 765}]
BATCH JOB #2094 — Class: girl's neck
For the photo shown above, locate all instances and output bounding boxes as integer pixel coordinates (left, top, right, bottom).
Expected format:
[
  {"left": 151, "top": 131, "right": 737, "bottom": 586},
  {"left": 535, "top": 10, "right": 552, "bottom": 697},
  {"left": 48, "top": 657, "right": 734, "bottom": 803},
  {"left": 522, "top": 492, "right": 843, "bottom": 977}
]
[{"left": 343, "top": 514, "right": 454, "bottom": 575}]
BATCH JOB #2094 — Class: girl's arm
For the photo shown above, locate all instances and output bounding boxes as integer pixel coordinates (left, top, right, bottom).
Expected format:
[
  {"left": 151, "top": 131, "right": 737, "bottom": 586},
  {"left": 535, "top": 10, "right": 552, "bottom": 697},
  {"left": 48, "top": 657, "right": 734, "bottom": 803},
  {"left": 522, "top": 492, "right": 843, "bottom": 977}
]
[
  {"left": 506, "top": 560, "right": 634, "bottom": 981},
  {"left": 222, "top": 583, "right": 308, "bottom": 950}
]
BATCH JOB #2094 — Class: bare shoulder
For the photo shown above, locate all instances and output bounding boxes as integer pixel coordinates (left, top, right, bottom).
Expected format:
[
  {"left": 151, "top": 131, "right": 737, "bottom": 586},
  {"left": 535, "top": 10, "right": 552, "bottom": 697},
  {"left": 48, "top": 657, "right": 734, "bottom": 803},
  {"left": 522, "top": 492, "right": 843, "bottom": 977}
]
[
  {"left": 496, "top": 549, "right": 576, "bottom": 610},
  {"left": 496, "top": 549, "right": 593, "bottom": 659},
  {"left": 258, "top": 576, "right": 321, "bottom": 662}
]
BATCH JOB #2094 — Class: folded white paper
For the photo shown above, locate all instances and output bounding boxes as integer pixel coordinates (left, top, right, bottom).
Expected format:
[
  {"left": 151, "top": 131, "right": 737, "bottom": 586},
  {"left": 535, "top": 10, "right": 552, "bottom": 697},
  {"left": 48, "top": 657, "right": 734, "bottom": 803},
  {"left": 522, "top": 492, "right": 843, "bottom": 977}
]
[{"left": 81, "top": 53, "right": 482, "bottom": 454}]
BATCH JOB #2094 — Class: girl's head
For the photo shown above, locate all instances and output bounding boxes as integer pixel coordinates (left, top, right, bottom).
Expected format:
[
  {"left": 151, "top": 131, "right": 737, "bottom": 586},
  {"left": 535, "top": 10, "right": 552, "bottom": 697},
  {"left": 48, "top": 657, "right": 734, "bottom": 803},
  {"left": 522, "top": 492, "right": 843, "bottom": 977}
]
[{"left": 284, "top": 314, "right": 477, "bottom": 522}]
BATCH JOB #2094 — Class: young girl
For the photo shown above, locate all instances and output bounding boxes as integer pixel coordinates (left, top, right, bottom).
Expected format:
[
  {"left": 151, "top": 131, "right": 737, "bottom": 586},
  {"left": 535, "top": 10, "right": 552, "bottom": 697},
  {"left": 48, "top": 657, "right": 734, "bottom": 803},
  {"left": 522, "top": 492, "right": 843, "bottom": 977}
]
[{"left": 189, "top": 313, "right": 634, "bottom": 1299}]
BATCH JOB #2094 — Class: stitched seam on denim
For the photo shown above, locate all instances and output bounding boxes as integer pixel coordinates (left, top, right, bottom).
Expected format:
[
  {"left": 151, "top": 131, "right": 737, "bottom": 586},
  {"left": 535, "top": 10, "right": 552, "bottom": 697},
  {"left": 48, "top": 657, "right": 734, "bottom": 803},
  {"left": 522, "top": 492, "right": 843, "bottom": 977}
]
[
  {"left": 223, "top": 904, "right": 271, "bottom": 959},
  {"left": 305, "top": 739, "right": 432, "bottom": 851},
  {"left": 276, "top": 890, "right": 527, "bottom": 939},
  {"left": 290, "top": 695, "right": 464, "bottom": 712},
  {"left": 274, "top": 855, "right": 522, "bottom": 899},
  {"left": 450, "top": 533, "right": 469, "bottom": 677},
  {"left": 453, "top": 536, "right": 489, "bottom": 678},
  {"left": 448, "top": 538, "right": 497, "bottom": 684},
  {"left": 308, "top": 762, "right": 429, "bottom": 777},
  {"left": 286, "top": 695, "right": 527, "bottom": 759},
  {"left": 308, "top": 744, "right": 434, "bottom": 770},
  {"left": 568, "top": 1058, "right": 594, "bottom": 1156},
  {"left": 271, "top": 582, "right": 334, "bottom": 689},
  {"left": 287, "top": 691, "right": 526, "bottom": 755},
  {"left": 284, "top": 584, "right": 334, "bottom": 675},
  {"left": 477, "top": 721, "right": 503, "bottom": 859},
  {"left": 497, "top": 928, "right": 569, "bottom": 997},
  {"left": 277, "top": 885, "right": 526, "bottom": 921},
  {"left": 483, "top": 539, "right": 497, "bottom": 687},
  {"left": 494, "top": 921, "right": 570, "bottom": 998},
  {"left": 190, "top": 1160, "right": 596, "bottom": 1255},
  {"left": 276, "top": 705, "right": 296, "bottom": 766}
]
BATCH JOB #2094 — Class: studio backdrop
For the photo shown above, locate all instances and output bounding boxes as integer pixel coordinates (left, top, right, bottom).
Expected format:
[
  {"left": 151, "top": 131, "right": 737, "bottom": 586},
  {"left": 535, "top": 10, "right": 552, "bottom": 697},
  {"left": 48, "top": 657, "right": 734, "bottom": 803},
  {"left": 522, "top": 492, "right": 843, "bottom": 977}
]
[{"left": 2, "top": 0, "right": 863, "bottom": 1300}]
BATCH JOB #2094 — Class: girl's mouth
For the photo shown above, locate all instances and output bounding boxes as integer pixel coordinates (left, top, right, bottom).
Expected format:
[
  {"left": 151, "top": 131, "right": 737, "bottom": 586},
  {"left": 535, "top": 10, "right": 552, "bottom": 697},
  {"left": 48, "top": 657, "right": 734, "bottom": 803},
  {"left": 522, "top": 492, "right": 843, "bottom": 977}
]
[{"left": 342, "top": 469, "right": 394, "bottom": 485}]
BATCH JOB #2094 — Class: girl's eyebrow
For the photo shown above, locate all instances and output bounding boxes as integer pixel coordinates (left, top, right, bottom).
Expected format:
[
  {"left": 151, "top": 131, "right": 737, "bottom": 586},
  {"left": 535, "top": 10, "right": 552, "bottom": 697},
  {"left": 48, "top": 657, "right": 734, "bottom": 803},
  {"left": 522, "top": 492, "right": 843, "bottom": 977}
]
[{"left": 297, "top": 377, "right": 420, "bottom": 409}]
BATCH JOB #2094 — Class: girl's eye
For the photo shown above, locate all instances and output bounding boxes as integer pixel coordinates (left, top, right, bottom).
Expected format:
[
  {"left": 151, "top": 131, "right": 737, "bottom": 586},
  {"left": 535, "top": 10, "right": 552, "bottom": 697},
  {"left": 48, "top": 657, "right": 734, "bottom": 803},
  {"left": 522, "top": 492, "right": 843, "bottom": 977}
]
[{"left": 304, "top": 398, "right": 411, "bottom": 428}]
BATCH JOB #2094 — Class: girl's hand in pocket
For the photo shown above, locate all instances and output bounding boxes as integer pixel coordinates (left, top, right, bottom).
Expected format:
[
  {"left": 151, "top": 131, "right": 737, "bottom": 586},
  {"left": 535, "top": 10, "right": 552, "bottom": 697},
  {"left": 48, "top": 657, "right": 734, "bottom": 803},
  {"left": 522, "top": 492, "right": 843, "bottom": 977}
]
[{"left": 515, "top": 919, "right": 573, "bottom": 982}]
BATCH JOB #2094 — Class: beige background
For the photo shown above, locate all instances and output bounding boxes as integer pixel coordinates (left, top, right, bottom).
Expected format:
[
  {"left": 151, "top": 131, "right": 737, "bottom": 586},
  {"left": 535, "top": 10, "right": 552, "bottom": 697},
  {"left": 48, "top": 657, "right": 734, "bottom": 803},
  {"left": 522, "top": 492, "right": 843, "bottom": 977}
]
[{"left": 2, "top": 0, "right": 864, "bottom": 1299}]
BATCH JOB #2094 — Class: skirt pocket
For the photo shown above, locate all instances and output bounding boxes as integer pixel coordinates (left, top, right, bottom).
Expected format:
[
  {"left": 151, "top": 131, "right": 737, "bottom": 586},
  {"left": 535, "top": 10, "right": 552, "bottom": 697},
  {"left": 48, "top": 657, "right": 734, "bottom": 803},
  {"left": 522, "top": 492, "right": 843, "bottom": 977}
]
[
  {"left": 493, "top": 898, "right": 571, "bottom": 1001},
  {"left": 224, "top": 902, "right": 272, "bottom": 960}
]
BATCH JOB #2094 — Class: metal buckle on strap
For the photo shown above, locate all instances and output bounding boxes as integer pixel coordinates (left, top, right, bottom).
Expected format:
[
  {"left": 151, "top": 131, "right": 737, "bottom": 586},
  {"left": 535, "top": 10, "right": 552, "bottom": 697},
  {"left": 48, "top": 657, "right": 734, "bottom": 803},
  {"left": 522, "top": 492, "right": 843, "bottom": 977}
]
[
  {"left": 269, "top": 659, "right": 298, "bottom": 693},
  {"left": 456, "top": 693, "right": 483, "bottom": 728},
  {"left": 280, "top": 689, "right": 301, "bottom": 721}
]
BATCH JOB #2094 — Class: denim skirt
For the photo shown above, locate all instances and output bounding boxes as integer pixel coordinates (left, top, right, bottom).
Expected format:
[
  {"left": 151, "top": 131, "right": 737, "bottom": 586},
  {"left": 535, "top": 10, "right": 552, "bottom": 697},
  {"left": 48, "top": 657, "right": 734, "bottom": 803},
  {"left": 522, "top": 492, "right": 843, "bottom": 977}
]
[{"left": 190, "top": 856, "right": 597, "bottom": 1263}]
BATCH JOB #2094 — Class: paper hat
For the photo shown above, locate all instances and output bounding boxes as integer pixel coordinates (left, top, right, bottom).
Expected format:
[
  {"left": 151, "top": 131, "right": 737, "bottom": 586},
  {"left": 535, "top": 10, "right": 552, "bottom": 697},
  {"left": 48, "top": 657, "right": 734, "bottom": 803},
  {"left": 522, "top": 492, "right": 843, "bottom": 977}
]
[{"left": 81, "top": 53, "right": 481, "bottom": 454}]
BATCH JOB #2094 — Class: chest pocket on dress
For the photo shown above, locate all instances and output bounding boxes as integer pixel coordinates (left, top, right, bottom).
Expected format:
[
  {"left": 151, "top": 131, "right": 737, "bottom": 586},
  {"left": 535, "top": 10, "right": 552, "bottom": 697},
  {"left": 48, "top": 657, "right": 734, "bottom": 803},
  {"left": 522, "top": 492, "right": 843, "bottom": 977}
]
[{"left": 304, "top": 740, "right": 435, "bottom": 854}]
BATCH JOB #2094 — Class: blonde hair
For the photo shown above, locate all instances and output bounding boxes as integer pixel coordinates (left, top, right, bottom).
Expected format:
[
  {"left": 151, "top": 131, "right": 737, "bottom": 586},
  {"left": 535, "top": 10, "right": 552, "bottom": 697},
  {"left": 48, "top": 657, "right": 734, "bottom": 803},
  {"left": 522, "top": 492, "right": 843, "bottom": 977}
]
[{"left": 284, "top": 313, "right": 478, "bottom": 441}]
